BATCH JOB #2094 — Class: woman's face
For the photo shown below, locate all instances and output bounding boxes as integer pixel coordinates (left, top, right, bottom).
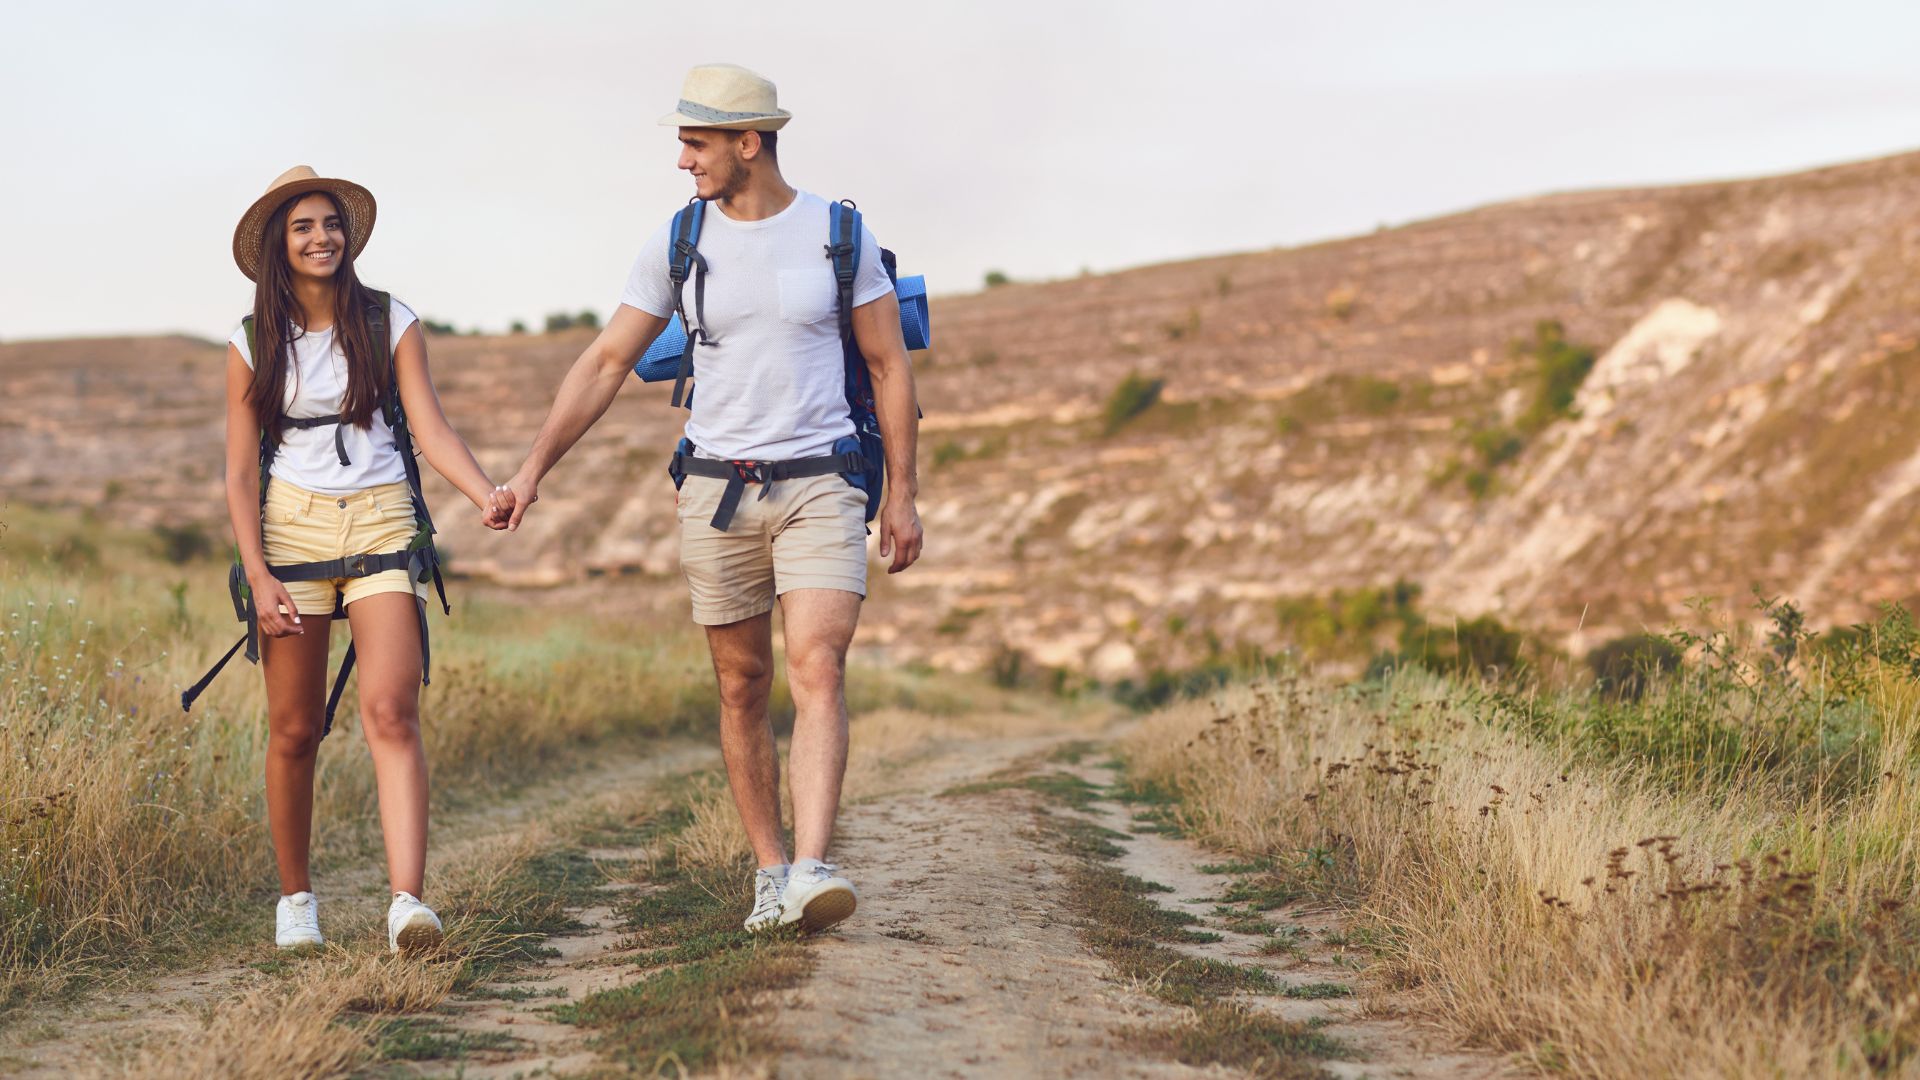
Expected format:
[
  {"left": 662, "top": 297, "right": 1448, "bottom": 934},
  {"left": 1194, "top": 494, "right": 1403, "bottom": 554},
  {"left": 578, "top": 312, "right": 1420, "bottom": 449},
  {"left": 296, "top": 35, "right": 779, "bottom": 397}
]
[{"left": 283, "top": 193, "right": 347, "bottom": 281}]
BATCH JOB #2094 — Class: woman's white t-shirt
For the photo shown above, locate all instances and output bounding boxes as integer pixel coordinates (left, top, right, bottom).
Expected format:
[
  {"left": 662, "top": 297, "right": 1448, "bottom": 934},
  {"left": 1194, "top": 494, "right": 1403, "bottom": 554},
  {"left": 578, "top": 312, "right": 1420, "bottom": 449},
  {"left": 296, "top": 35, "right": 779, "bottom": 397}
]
[{"left": 229, "top": 299, "right": 418, "bottom": 496}]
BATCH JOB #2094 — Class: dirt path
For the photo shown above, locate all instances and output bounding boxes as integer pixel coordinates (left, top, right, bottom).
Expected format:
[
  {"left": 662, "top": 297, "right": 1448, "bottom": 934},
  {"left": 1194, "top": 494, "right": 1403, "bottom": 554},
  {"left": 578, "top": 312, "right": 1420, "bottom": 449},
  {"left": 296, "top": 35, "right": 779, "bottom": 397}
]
[{"left": 14, "top": 714, "right": 1512, "bottom": 1079}]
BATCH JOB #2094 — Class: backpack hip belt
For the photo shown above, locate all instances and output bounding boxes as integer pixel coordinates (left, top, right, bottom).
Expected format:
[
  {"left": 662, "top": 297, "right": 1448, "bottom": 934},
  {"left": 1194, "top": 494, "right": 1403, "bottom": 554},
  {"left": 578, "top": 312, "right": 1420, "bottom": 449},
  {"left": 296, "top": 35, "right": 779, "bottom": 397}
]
[{"left": 672, "top": 446, "right": 868, "bottom": 532}]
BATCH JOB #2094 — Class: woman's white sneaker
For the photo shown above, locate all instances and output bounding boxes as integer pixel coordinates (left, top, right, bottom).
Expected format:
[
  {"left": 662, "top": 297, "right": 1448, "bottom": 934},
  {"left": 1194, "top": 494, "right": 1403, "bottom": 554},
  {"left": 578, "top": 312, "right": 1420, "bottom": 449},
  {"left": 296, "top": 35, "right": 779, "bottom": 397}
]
[
  {"left": 745, "top": 866, "right": 788, "bottom": 932},
  {"left": 779, "top": 861, "right": 857, "bottom": 932},
  {"left": 275, "top": 891, "right": 324, "bottom": 949},
  {"left": 388, "top": 892, "right": 443, "bottom": 954}
]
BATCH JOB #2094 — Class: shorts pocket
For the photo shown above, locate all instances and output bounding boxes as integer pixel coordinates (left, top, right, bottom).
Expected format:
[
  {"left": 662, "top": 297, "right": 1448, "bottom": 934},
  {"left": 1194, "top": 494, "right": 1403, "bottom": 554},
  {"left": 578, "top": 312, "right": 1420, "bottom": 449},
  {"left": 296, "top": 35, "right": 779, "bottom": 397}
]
[{"left": 778, "top": 269, "right": 837, "bottom": 325}]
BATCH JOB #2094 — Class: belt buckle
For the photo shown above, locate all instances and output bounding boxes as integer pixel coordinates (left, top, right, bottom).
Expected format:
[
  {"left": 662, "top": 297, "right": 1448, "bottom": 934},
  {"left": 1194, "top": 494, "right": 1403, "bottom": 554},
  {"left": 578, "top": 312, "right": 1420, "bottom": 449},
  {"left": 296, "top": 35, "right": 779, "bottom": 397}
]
[
  {"left": 348, "top": 555, "right": 367, "bottom": 576},
  {"left": 731, "top": 460, "right": 766, "bottom": 484}
]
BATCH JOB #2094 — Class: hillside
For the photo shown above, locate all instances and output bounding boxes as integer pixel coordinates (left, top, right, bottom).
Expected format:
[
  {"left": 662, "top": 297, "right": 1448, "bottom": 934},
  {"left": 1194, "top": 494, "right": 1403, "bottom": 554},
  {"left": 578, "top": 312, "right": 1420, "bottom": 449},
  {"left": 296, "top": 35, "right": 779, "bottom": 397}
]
[{"left": 10, "top": 150, "right": 1920, "bottom": 677}]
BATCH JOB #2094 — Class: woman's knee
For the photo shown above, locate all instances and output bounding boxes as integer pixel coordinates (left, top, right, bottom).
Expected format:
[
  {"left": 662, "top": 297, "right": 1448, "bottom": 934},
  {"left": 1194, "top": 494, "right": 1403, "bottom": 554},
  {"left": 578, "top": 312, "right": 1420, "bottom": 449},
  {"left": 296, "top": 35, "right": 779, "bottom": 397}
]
[
  {"left": 360, "top": 696, "right": 420, "bottom": 743},
  {"left": 267, "top": 708, "right": 325, "bottom": 758}
]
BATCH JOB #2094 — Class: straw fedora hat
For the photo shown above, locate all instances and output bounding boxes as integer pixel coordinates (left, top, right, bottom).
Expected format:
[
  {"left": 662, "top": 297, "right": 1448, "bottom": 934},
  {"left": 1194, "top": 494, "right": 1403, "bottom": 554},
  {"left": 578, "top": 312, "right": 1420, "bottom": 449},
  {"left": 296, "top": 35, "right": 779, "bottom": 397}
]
[
  {"left": 657, "top": 64, "right": 791, "bottom": 131},
  {"left": 231, "top": 165, "right": 377, "bottom": 281}
]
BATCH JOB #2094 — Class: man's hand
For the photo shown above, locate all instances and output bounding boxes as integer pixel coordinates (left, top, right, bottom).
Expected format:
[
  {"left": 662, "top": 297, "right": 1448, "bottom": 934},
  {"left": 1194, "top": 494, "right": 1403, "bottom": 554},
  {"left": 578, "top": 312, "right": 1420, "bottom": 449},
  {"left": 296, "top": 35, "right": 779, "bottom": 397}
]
[
  {"left": 503, "top": 468, "right": 540, "bottom": 532},
  {"left": 877, "top": 495, "right": 923, "bottom": 574}
]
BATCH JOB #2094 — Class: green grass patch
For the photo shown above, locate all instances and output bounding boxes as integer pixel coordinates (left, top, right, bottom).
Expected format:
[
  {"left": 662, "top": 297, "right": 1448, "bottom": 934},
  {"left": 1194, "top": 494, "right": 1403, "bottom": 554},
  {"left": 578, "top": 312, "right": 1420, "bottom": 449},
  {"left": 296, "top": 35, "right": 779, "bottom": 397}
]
[
  {"left": 1222, "top": 875, "right": 1303, "bottom": 912},
  {"left": 371, "top": 1016, "right": 523, "bottom": 1062},
  {"left": 1281, "top": 982, "right": 1354, "bottom": 1000},
  {"left": 1129, "top": 1002, "right": 1348, "bottom": 1078},
  {"left": 559, "top": 855, "right": 810, "bottom": 1076},
  {"left": 941, "top": 770, "right": 1105, "bottom": 810}
]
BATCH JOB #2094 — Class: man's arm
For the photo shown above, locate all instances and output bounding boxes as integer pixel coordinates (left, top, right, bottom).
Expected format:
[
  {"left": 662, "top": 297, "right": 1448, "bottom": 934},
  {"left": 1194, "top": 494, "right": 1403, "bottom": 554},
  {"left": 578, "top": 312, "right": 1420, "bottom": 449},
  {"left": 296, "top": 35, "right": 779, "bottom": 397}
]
[
  {"left": 851, "top": 290, "right": 924, "bottom": 573},
  {"left": 502, "top": 303, "right": 670, "bottom": 530}
]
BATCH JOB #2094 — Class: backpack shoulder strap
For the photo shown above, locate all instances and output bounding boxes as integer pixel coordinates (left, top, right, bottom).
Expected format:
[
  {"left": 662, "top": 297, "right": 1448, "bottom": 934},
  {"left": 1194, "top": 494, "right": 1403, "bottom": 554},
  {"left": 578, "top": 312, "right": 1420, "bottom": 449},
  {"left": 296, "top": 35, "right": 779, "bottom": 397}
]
[
  {"left": 240, "top": 314, "right": 275, "bottom": 508},
  {"left": 827, "top": 200, "right": 861, "bottom": 346},
  {"left": 666, "top": 201, "right": 709, "bottom": 409}
]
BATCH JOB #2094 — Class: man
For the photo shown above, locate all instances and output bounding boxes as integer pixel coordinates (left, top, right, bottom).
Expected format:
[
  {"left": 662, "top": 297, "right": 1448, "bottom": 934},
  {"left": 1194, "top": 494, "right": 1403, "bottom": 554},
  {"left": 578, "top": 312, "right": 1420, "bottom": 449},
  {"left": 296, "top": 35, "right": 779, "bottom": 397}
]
[{"left": 497, "top": 64, "right": 923, "bottom": 934}]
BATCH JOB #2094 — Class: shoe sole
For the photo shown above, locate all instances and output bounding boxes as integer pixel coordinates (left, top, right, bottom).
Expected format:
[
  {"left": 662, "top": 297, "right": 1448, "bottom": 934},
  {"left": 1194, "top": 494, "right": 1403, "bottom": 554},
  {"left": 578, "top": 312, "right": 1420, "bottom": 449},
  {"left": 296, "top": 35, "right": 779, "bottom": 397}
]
[
  {"left": 797, "top": 884, "right": 857, "bottom": 933},
  {"left": 393, "top": 917, "right": 443, "bottom": 954},
  {"left": 276, "top": 936, "right": 324, "bottom": 950}
]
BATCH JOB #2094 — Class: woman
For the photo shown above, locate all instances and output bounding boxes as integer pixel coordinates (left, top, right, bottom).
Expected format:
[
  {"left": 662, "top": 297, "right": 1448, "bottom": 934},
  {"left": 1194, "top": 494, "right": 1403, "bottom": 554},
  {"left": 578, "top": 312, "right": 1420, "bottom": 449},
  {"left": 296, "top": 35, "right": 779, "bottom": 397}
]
[{"left": 224, "top": 166, "right": 511, "bottom": 951}]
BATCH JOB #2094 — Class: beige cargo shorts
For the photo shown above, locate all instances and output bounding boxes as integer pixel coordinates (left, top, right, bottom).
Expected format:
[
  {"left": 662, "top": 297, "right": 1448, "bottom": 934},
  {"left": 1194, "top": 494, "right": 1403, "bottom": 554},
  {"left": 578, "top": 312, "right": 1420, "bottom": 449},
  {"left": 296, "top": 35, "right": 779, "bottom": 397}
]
[{"left": 675, "top": 472, "right": 869, "bottom": 625}]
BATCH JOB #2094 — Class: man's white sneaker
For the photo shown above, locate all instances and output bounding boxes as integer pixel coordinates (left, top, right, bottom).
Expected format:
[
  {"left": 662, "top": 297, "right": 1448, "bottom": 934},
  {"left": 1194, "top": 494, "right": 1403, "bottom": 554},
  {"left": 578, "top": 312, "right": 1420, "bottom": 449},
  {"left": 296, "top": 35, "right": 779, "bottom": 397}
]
[
  {"left": 779, "top": 861, "right": 857, "bottom": 932},
  {"left": 388, "top": 891, "right": 443, "bottom": 954},
  {"left": 745, "top": 866, "right": 788, "bottom": 932},
  {"left": 275, "top": 891, "right": 324, "bottom": 949}
]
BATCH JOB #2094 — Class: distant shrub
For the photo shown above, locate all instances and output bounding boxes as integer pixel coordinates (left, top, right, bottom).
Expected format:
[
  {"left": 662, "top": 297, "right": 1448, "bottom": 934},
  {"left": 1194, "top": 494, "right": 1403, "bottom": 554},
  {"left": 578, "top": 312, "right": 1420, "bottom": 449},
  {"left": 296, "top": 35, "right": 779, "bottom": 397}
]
[
  {"left": 1353, "top": 376, "right": 1401, "bottom": 415},
  {"left": 1587, "top": 633, "right": 1684, "bottom": 700},
  {"left": 150, "top": 523, "right": 214, "bottom": 565},
  {"left": 932, "top": 439, "right": 967, "bottom": 469},
  {"left": 983, "top": 270, "right": 1012, "bottom": 288},
  {"left": 543, "top": 312, "right": 576, "bottom": 333},
  {"left": 1102, "top": 373, "right": 1165, "bottom": 435},
  {"left": 509, "top": 320, "right": 528, "bottom": 335},
  {"left": 1468, "top": 425, "right": 1524, "bottom": 469},
  {"left": 989, "top": 644, "right": 1025, "bottom": 688},
  {"left": 1325, "top": 285, "right": 1358, "bottom": 321},
  {"left": 576, "top": 309, "right": 601, "bottom": 330},
  {"left": 421, "top": 317, "right": 459, "bottom": 336},
  {"left": 1163, "top": 308, "right": 1201, "bottom": 341},
  {"left": 1216, "top": 273, "right": 1233, "bottom": 298},
  {"left": 1513, "top": 319, "right": 1597, "bottom": 434},
  {"left": 1398, "top": 613, "right": 1527, "bottom": 678}
]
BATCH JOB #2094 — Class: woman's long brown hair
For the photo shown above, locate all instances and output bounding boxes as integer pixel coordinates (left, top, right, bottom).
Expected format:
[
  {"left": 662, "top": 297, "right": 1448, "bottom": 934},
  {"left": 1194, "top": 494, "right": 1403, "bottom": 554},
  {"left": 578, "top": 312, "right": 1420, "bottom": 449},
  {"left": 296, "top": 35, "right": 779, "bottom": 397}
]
[{"left": 246, "top": 192, "right": 385, "bottom": 449}]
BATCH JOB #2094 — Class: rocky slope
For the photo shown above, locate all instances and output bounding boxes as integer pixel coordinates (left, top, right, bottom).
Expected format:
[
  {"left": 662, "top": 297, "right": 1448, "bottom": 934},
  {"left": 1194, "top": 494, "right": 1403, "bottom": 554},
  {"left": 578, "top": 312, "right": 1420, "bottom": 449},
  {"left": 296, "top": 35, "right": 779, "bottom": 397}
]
[{"left": 10, "top": 151, "right": 1920, "bottom": 677}]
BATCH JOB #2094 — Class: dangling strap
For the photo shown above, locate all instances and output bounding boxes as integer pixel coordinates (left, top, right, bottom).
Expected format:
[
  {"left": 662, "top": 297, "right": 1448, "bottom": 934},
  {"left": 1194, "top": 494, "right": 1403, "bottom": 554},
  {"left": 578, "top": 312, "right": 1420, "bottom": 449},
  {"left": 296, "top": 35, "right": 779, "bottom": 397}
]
[
  {"left": 321, "top": 641, "right": 356, "bottom": 738},
  {"left": 180, "top": 634, "right": 247, "bottom": 713}
]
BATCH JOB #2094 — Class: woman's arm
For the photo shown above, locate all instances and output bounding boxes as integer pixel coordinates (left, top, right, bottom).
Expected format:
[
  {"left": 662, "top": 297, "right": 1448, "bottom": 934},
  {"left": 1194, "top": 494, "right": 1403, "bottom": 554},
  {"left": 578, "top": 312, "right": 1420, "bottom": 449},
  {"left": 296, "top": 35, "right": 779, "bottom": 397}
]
[
  {"left": 390, "top": 323, "right": 504, "bottom": 522},
  {"left": 224, "top": 345, "right": 302, "bottom": 637}
]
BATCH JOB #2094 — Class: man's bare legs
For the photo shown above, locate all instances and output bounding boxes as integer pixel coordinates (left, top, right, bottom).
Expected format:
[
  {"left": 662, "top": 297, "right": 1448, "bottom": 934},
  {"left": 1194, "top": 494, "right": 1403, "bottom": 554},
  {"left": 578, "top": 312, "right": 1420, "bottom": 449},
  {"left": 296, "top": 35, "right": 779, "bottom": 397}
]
[{"left": 705, "top": 589, "right": 862, "bottom": 865}]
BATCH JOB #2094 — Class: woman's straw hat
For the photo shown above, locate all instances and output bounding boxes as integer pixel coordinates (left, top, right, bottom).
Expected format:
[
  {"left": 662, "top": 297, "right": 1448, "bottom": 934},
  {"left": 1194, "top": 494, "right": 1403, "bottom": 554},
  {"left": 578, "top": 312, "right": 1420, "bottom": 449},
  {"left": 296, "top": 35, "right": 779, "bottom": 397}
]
[
  {"left": 658, "top": 64, "right": 791, "bottom": 131},
  {"left": 231, "top": 165, "right": 377, "bottom": 281}
]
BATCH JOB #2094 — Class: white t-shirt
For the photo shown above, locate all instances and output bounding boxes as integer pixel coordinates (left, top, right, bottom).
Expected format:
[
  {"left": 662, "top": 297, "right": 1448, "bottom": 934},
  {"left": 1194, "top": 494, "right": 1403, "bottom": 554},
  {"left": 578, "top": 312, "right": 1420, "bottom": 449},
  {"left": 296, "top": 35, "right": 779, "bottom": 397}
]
[
  {"left": 229, "top": 298, "right": 419, "bottom": 496},
  {"left": 620, "top": 191, "right": 894, "bottom": 461}
]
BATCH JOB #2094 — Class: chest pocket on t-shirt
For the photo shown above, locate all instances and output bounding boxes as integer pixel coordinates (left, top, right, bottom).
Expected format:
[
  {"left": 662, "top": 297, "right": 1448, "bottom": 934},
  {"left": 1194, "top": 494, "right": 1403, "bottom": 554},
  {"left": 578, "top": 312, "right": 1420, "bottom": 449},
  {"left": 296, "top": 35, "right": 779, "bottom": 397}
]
[{"left": 777, "top": 269, "right": 838, "bottom": 325}]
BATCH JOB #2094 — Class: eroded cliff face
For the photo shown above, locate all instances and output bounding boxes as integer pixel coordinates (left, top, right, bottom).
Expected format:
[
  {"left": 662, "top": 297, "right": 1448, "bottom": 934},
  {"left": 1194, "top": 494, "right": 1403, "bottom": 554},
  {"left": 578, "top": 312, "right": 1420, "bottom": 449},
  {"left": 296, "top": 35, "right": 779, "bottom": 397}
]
[{"left": 10, "top": 151, "right": 1920, "bottom": 675}]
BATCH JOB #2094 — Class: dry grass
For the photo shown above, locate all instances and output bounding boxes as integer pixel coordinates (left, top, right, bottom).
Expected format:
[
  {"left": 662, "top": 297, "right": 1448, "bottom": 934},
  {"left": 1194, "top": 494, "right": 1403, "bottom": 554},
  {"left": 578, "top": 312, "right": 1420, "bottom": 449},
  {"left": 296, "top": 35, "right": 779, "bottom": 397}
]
[{"left": 1124, "top": 668, "right": 1920, "bottom": 1077}]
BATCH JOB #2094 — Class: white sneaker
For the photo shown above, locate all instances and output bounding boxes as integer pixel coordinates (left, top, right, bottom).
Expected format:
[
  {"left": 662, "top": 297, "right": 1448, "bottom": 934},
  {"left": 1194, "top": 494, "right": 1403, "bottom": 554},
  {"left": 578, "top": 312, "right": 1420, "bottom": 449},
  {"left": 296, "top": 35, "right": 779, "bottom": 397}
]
[
  {"left": 780, "top": 861, "right": 857, "bottom": 932},
  {"left": 387, "top": 891, "right": 443, "bottom": 954},
  {"left": 275, "top": 891, "right": 323, "bottom": 949},
  {"left": 745, "top": 866, "right": 788, "bottom": 932}
]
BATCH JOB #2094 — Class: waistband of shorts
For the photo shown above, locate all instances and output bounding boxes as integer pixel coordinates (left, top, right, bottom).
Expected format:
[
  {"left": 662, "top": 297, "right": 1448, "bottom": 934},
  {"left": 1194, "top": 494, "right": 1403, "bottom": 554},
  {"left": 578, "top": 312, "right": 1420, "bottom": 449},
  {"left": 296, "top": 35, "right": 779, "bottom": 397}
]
[{"left": 265, "top": 477, "right": 413, "bottom": 513}]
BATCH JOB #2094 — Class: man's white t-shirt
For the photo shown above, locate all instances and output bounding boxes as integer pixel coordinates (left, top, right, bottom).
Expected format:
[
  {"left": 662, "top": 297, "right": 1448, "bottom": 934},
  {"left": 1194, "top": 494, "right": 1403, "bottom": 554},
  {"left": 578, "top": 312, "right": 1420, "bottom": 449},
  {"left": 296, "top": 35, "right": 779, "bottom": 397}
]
[
  {"left": 620, "top": 191, "right": 893, "bottom": 461},
  {"left": 229, "top": 299, "right": 419, "bottom": 496}
]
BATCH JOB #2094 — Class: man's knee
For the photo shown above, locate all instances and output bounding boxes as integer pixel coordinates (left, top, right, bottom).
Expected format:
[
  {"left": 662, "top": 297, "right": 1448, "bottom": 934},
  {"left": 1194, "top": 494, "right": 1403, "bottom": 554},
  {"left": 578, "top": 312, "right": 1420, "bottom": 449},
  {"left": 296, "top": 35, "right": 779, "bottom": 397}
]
[
  {"left": 715, "top": 656, "right": 773, "bottom": 713},
  {"left": 787, "top": 644, "right": 848, "bottom": 700}
]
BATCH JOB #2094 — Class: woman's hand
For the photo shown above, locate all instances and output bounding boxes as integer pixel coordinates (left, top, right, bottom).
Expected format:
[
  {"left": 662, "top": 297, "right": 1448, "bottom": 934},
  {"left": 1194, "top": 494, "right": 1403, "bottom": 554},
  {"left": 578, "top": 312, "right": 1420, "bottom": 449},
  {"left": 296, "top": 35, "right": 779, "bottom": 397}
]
[
  {"left": 249, "top": 572, "right": 305, "bottom": 637},
  {"left": 482, "top": 485, "right": 516, "bottom": 531}
]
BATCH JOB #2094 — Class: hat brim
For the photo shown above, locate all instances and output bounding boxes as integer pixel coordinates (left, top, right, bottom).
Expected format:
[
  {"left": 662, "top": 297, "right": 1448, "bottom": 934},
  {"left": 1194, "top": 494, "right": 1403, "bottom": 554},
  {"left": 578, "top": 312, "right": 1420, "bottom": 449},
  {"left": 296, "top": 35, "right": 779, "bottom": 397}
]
[
  {"left": 232, "top": 177, "right": 377, "bottom": 282},
  {"left": 657, "top": 110, "right": 791, "bottom": 132}
]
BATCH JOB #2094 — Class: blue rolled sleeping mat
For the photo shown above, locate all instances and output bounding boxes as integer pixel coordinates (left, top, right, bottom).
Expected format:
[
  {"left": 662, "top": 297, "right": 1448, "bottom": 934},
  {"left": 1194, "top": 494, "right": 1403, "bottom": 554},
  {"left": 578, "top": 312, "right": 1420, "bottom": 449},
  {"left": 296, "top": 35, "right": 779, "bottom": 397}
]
[{"left": 633, "top": 275, "right": 931, "bottom": 383}]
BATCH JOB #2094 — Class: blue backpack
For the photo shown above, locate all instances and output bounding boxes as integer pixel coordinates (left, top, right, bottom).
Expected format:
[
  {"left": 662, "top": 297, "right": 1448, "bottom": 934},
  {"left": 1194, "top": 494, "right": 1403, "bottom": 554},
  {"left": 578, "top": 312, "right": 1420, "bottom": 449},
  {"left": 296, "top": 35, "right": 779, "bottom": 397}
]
[{"left": 634, "top": 198, "right": 930, "bottom": 524}]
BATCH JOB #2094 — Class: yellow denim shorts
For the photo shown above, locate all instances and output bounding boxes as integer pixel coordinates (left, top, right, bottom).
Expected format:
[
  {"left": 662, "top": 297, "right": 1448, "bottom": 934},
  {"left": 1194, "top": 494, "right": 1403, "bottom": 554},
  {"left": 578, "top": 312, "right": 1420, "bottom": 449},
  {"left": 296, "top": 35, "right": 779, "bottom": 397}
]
[{"left": 260, "top": 478, "right": 426, "bottom": 617}]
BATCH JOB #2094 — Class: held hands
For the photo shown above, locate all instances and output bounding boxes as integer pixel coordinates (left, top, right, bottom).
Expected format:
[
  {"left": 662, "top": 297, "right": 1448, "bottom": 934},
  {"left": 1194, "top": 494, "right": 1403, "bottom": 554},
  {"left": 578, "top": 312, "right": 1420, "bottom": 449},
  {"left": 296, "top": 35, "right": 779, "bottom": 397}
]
[
  {"left": 501, "top": 469, "right": 539, "bottom": 532},
  {"left": 878, "top": 495, "right": 924, "bottom": 574},
  {"left": 481, "top": 483, "right": 516, "bottom": 531}
]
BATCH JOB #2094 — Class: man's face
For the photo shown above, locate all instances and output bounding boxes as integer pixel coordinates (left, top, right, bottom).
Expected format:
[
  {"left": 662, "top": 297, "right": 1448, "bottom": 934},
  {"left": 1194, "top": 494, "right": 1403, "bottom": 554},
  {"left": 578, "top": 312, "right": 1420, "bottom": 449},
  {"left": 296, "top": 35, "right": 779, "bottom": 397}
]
[{"left": 677, "top": 129, "right": 749, "bottom": 201}]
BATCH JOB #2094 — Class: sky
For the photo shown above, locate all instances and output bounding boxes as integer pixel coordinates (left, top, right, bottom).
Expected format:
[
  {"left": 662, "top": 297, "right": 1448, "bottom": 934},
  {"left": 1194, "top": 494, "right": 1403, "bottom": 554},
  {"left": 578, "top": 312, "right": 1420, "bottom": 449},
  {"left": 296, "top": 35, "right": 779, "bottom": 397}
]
[{"left": 7, "top": 0, "right": 1920, "bottom": 341}]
